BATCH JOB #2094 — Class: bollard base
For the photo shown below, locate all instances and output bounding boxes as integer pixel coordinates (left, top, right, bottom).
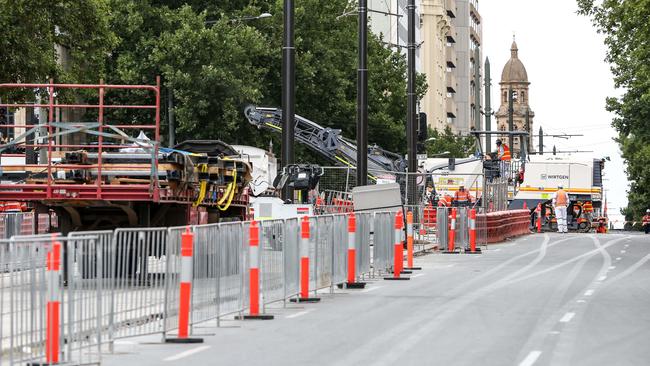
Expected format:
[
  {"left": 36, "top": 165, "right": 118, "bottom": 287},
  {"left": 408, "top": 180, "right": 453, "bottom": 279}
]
[
  {"left": 289, "top": 297, "right": 321, "bottom": 303},
  {"left": 442, "top": 250, "right": 460, "bottom": 254},
  {"left": 404, "top": 267, "right": 422, "bottom": 271},
  {"left": 337, "top": 282, "right": 367, "bottom": 289},
  {"left": 384, "top": 277, "right": 410, "bottom": 281},
  {"left": 165, "top": 337, "right": 204, "bottom": 344},
  {"left": 464, "top": 247, "right": 482, "bottom": 254},
  {"left": 390, "top": 270, "right": 413, "bottom": 275},
  {"left": 235, "top": 314, "right": 275, "bottom": 320}
]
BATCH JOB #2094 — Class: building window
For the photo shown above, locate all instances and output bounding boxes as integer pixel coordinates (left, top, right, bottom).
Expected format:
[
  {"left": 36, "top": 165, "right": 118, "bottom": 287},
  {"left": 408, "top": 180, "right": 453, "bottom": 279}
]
[
  {"left": 521, "top": 91, "right": 526, "bottom": 103},
  {"left": 503, "top": 91, "right": 507, "bottom": 103}
]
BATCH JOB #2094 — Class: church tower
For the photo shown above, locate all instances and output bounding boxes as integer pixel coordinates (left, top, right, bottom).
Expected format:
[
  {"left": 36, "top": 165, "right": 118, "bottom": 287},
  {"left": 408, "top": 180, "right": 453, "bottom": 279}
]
[{"left": 495, "top": 38, "right": 534, "bottom": 154}]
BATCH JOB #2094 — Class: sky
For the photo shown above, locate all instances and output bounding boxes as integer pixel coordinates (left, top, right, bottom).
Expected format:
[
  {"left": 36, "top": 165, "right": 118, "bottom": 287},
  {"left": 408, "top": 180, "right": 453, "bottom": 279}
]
[{"left": 480, "top": 0, "right": 628, "bottom": 224}]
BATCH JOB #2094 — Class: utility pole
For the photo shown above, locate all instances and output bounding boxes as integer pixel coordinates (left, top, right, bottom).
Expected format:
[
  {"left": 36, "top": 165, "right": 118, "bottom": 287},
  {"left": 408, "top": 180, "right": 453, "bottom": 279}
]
[
  {"left": 484, "top": 57, "right": 492, "bottom": 152},
  {"left": 356, "top": 0, "right": 368, "bottom": 186},
  {"left": 281, "top": 0, "right": 295, "bottom": 201},
  {"left": 525, "top": 109, "right": 530, "bottom": 154},
  {"left": 508, "top": 86, "right": 514, "bottom": 152},
  {"left": 538, "top": 126, "right": 544, "bottom": 155},
  {"left": 473, "top": 48, "right": 481, "bottom": 132},
  {"left": 406, "top": 0, "right": 417, "bottom": 204}
]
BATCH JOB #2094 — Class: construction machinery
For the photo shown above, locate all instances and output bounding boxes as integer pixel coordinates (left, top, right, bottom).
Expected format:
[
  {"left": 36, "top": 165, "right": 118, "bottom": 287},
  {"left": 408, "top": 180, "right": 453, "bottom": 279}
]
[
  {"left": 0, "top": 80, "right": 252, "bottom": 233},
  {"left": 244, "top": 106, "right": 407, "bottom": 177}
]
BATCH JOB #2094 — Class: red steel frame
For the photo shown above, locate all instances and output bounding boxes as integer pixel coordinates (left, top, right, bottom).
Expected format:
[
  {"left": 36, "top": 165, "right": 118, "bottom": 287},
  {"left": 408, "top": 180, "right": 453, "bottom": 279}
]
[{"left": 0, "top": 78, "right": 161, "bottom": 202}]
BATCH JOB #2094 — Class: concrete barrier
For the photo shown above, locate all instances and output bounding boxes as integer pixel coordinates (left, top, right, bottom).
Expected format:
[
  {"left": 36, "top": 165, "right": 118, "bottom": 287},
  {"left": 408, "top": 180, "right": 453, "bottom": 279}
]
[{"left": 479, "top": 209, "right": 531, "bottom": 244}]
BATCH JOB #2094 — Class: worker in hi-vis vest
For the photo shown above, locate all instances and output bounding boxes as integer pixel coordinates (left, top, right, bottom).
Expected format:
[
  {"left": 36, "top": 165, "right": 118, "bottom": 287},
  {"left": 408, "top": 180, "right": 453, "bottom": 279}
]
[{"left": 552, "top": 185, "right": 570, "bottom": 233}]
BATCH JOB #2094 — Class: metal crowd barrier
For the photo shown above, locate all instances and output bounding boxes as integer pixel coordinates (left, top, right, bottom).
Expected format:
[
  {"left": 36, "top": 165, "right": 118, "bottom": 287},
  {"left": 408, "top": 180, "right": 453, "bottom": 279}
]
[{"left": 0, "top": 210, "right": 408, "bottom": 365}]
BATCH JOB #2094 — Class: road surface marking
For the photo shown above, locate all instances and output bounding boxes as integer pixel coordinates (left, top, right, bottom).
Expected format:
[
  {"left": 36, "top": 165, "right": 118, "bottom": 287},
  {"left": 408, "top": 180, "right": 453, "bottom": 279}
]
[
  {"left": 446, "top": 264, "right": 455, "bottom": 268},
  {"left": 494, "top": 248, "right": 502, "bottom": 252},
  {"left": 164, "top": 346, "right": 211, "bottom": 362},
  {"left": 621, "top": 250, "right": 626, "bottom": 254},
  {"left": 361, "top": 286, "right": 382, "bottom": 293},
  {"left": 577, "top": 299, "right": 586, "bottom": 303},
  {"left": 519, "top": 351, "right": 542, "bottom": 366},
  {"left": 609, "top": 266, "right": 616, "bottom": 270},
  {"left": 584, "top": 289, "right": 595, "bottom": 296},
  {"left": 549, "top": 331, "right": 561, "bottom": 335},
  {"left": 616, "top": 257, "right": 622, "bottom": 261},
  {"left": 560, "top": 312, "right": 575, "bottom": 323},
  {"left": 624, "top": 244, "right": 629, "bottom": 248},
  {"left": 411, "top": 273, "right": 425, "bottom": 278},
  {"left": 598, "top": 275, "right": 607, "bottom": 281},
  {"left": 286, "top": 309, "right": 314, "bottom": 319}
]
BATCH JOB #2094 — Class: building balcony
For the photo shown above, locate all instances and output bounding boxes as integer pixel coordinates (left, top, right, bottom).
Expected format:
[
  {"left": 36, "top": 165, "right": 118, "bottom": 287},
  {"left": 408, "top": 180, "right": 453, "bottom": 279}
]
[
  {"left": 446, "top": 0, "right": 457, "bottom": 18},
  {"left": 446, "top": 46, "right": 457, "bottom": 68},
  {"left": 446, "top": 23, "right": 456, "bottom": 43},
  {"left": 469, "top": 2, "right": 481, "bottom": 23},
  {"left": 446, "top": 97, "right": 457, "bottom": 118},
  {"left": 470, "top": 26, "right": 481, "bottom": 45},
  {"left": 446, "top": 72, "right": 457, "bottom": 93}
]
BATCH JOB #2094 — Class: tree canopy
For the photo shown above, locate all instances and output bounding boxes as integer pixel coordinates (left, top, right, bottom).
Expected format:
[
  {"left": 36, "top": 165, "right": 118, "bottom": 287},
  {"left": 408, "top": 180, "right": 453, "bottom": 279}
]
[
  {"left": 577, "top": 0, "right": 650, "bottom": 222},
  {"left": 1, "top": 0, "right": 430, "bottom": 163}
]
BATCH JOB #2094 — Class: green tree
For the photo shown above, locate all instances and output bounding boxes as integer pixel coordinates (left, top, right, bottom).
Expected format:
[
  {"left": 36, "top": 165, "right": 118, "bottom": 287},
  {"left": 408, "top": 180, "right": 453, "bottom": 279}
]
[
  {"left": 0, "top": 0, "right": 116, "bottom": 97},
  {"left": 424, "top": 127, "right": 476, "bottom": 158},
  {"left": 577, "top": 0, "right": 650, "bottom": 223}
]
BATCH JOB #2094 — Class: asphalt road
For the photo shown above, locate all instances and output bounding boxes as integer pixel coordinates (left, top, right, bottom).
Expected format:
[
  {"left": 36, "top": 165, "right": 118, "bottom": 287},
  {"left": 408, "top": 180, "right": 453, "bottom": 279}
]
[{"left": 102, "top": 232, "right": 650, "bottom": 366}]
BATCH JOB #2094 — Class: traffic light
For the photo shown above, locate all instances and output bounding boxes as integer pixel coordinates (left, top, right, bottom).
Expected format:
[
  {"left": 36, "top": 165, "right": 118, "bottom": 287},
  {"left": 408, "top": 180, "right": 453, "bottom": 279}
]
[{"left": 417, "top": 112, "right": 428, "bottom": 141}]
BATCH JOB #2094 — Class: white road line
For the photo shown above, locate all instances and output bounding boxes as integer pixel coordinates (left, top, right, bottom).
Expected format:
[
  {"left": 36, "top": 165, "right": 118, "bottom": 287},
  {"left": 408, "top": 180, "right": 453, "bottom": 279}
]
[
  {"left": 609, "top": 266, "right": 616, "bottom": 270},
  {"left": 411, "top": 273, "right": 426, "bottom": 279},
  {"left": 559, "top": 312, "right": 576, "bottom": 323},
  {"left": 446, "top": 264, "right": 455, "bottom": 268},
  {"left": 616, "top": 257, "right": 622, "bottom": 261},
  {"left": 621, "top": 250, "right": 626, "bottom": 254},
  {"left": 494, "top": 248, "right": 502, "bottom": 252},
  {"left": 286, "top": 309, "right": 314, "bottom": 319},
  {"left": 361, "top": 286, "right": 383, "bottom": 293},
  {"left": 577, "top": 299, "right": 586, "bottom": 303},
  {"left": 519, "top": 351, "right": 542, "bottom": 366},
  {"left": 598, "top": 275, "right": 607, "bottom": 281},
  {"left": 549, "top": 331, "right": 561, "bottom": 335},
  {"left": 584, "top": 289, "right": 595, "bottom": 296},
  {"left": 624, "top": 244, "right": 629, "bottom": 248},
  {"left": 164, "top": 346, "right": 211, "bottom": 362}
]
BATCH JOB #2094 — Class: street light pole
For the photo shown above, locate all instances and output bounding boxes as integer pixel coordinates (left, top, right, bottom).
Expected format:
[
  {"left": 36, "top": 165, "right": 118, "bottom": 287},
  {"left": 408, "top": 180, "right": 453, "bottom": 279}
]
[
  {"left": 484, "top": 57, "right": 492, "bottom": 152},
  {"left": 407, "top": 0, "right": 417, "bottom": 204},
  {"left": 282, "top": 1, "right": 295, "bottom": 201},
  {"left": 356, "top": 0, "right": 368, "bottom": 187}
]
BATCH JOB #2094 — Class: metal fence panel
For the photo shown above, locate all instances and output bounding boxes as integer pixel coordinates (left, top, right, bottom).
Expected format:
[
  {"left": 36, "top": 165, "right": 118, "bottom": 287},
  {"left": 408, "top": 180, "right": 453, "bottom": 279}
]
[
  {"left": 355, "top": 213, "right": 372, "bottom": 276},
  {"left": 436, "top": 208, "right": 449, "bottom": 251},
  {"left": 283, "top": 218, "right": 300, "bottom": 300},
  {"left": 372, "top": 212, "right": 395, "bottom": 274},
  {"left": 313, "top": 216, "right": 333, "bottom": 290},
  {"left": 260, "top": 220, "right": 285, "bottom": 305},
  {"left": 111, "top": 228, "right": 168, "bottom": 340},
  {"left": 331, "top": 215, "right": 347, "bottom": 286}
]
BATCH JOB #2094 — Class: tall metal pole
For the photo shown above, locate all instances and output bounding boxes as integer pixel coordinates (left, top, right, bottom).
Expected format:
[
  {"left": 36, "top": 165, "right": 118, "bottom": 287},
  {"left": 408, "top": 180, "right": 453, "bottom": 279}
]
[
  {"left": 539, "top": 126, "right": 544, "bottom": 155},
  {"left": 282, "top": 0, "right": 295, "bottom": 201},
  {"left": 406, "top": 0, "right": 417, "bottom": 204},
  {"left": 508, "top": 86, "right": 514, "bottom": 151},
  {"left": 484, "top": 57, "right": 492, "bottom": 152},
  {"left": 473, "top": 48, "right": 481, "bottom": 132},
  {"left": 167, "top": 88, "right": 176, "bottom": 147},
  {"left": 356, "top": 0, "right": 368, "bottom": 187},
  {"left": 525, "top": 109, "right": 530, "bottom": 154}
]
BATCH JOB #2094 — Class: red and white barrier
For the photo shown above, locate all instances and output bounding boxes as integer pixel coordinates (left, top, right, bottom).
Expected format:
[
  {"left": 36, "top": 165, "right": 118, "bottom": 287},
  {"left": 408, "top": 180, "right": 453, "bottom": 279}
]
[
  {"left": 536, "top": 204, "right": 542, "bottom": 233},
  {"left": 166, "top": 227, "right": 203, "bottom": 343},
  {"left": 466, "top": 209, "right": 481, "bottom": 254},
  {"left": 238, "top": 220, "right": 274, "bottom": 320},
  {"left": 46, "top": 240, "right": 61, "bottom": 364},
  {"left": 404, "top": 211, "right": 422, "bottom": 270},
  {"left": 385, "top": 211, "right": 410, "bottom": 281},
  {"left": 292, "top": 216, "right": 321, "bottom": 301},
  {"left": 344, "top": 213, "right": 366, "bottom": 289}
]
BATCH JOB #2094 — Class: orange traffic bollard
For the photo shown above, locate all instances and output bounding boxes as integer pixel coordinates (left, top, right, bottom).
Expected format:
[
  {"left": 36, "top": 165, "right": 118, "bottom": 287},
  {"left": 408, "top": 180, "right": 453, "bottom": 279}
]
[
  {"left": 385, "top": 211, "right": 410, "bottom": 281},
  {"left": 291, "top": 216, "right": 321, "bottom": 302},
  {"left": 536, "top": 204, "right": 542, "bottom": 233},
  {"left": 343, "top": 213, "right": 366, "bottom": 289},
  {"left": 404, "top": 211, "right": 422, "bottom": 270},
  {"left": 443, "top": 208, "right": 459, "bottom": 253},
  {"left": 465, "top": 209, "right": 481, "bottom": 254},
  {"left": 45, "top": 240, "right": 62, "bottom": 363},
  {"left": 166, "top": 227, "right": 204, "bottom": 343},
  {"left": 237, "top": 221, "right": 274, "bottom": 320}
]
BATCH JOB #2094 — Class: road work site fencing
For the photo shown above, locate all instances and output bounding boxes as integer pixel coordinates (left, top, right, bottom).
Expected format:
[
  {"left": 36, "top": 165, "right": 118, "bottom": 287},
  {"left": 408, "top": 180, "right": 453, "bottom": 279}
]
[
  {"left": 0, "top": 211, "right": 401, "bottom": 365},
  {"left": 0, "top": 212, "right": 55, "bottom": 239}
]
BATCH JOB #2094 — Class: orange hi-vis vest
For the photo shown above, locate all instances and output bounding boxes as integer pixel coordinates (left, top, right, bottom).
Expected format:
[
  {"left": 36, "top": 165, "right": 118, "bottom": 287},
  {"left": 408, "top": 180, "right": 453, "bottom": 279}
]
[
  {"left": 583, "top": 201, "right": 593, "bottom": 213},
  {"left": 555, "top": 189, "right": 568, "bottom": 206},
  {"left": 454, "top": 190, "right": 470, "bottom": 203},
  {"left": 501, "top": 144, "right": 511, "bottom": 161},
  {"left": 643, "top": 214, "right": 650, "bottom": 225}
]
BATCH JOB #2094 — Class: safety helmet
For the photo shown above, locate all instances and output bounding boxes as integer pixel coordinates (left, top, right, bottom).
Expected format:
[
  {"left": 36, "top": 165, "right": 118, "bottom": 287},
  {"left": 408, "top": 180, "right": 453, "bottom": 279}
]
[
  {"left": 496, "top": 139, "right": 502, "bottom": 144},
  {"left": 647, "top": 209, "right": 650, "bottom": 213},
  {"left": 558, "top": 185, "right": 564, "bottom": 189}
]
